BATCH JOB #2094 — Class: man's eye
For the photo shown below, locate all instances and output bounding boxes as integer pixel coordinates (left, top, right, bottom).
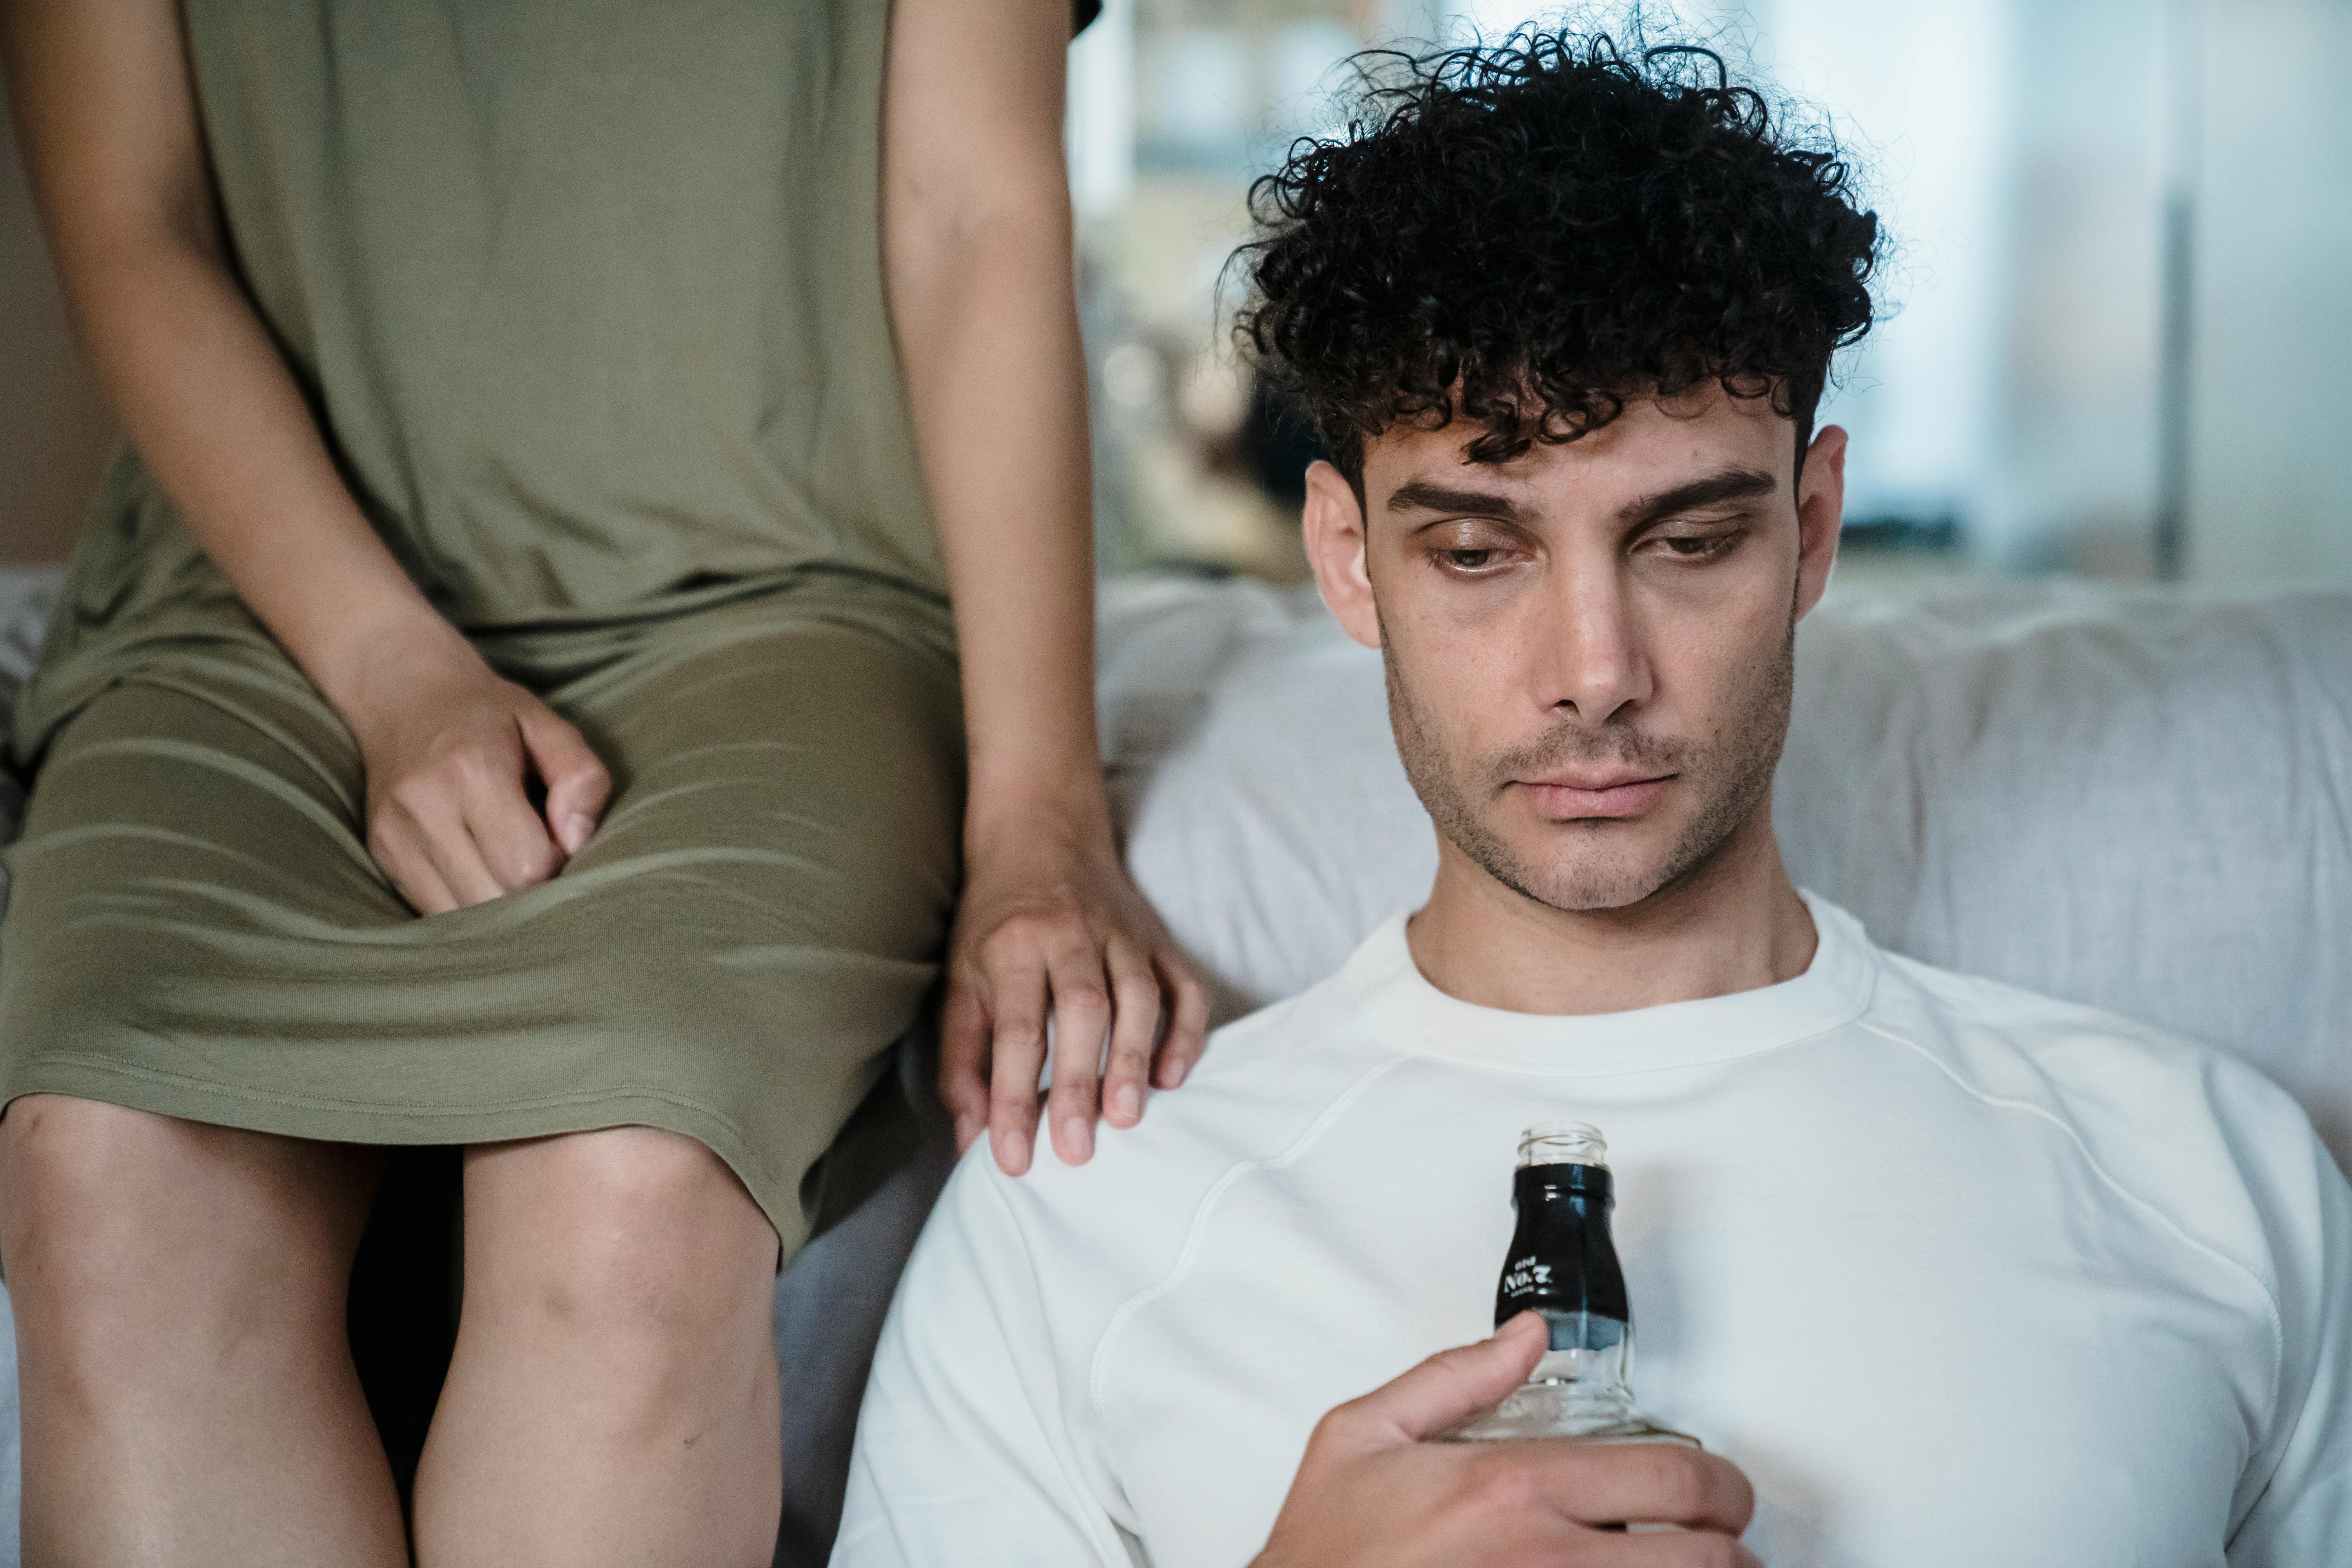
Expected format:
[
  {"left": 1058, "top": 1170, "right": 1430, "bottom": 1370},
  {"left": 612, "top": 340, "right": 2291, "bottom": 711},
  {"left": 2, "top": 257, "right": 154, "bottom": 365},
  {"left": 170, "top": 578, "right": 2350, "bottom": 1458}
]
[
  {"left": 1443, "top": 548, "right": 1498, "bottom": 569},
  {"left": 1656, "top": 530, "right": 1739, "bottom": 558}
]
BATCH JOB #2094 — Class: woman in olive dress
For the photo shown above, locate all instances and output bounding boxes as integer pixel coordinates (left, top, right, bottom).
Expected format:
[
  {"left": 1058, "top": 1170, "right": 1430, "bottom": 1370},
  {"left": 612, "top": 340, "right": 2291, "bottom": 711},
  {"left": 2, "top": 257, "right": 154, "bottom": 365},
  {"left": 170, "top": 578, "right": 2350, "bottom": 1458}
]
[{"left": 0, "top": 0, "right": 1203, "bottom": 1561}]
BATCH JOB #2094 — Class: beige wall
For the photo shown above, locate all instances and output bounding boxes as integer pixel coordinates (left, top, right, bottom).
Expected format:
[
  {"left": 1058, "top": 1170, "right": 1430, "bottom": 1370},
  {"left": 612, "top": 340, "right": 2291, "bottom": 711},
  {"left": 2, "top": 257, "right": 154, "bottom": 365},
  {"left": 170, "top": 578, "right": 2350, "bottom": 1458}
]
[{"left": 1, "top": 80, "right": 115, "bottom": 567}]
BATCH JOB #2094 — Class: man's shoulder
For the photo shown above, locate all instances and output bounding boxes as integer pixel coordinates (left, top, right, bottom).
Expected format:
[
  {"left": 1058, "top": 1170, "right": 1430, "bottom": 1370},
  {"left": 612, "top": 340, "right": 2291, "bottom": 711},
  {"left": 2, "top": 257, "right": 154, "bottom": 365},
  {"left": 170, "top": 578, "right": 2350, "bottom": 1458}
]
[
  {"left": 1860, "top": 942, "right": 2337, "bottom": 1303},
  {"left": 933, "top": 962, "right": 1402, "bottom": 1318},
  {"left": 1865, "top": 943, "right": 2301, "bottom": 1127}
]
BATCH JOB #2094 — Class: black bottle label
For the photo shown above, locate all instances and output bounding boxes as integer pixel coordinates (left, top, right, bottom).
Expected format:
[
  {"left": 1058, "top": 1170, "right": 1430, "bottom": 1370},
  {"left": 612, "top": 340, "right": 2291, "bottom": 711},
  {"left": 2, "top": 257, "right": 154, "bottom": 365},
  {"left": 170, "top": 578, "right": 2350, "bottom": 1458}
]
[{"left": 1494, "top": 1161, "right": 1631, "bottom": 1341}]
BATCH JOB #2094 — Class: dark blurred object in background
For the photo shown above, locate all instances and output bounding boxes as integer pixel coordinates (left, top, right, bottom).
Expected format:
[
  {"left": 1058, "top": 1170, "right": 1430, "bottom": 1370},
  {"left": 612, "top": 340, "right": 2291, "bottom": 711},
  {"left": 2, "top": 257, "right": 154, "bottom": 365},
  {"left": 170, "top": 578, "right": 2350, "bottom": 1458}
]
[{"left": 1237, "top": 376, "right": 1323, "bottom": 510}]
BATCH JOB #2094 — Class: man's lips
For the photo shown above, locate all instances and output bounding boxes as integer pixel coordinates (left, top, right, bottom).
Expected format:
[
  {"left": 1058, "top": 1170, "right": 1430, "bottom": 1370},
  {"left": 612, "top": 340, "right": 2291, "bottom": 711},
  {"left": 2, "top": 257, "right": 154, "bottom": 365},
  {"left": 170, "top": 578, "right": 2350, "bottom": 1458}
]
[{"left": 1513, "top": 774, "right": 1675, "bottom": 819}]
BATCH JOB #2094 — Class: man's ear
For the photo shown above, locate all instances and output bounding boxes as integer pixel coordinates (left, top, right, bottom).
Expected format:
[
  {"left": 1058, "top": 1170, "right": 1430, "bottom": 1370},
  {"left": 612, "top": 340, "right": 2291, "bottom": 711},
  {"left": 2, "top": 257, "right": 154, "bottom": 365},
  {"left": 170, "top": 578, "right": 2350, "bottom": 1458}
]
[
  {"left": 1793, "top": 424, "right": 1848, "bottom": 622},
  {"left": 1303, "top": 459, "right": 1381, "bottom": 650}
]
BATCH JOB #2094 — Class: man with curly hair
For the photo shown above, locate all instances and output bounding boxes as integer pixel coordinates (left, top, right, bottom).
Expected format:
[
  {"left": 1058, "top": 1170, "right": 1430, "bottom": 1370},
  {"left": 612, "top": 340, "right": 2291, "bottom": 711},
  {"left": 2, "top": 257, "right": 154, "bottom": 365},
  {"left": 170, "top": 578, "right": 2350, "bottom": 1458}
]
[{"left": 833, "top": 31, "right": 2349, "bottom": 1568}]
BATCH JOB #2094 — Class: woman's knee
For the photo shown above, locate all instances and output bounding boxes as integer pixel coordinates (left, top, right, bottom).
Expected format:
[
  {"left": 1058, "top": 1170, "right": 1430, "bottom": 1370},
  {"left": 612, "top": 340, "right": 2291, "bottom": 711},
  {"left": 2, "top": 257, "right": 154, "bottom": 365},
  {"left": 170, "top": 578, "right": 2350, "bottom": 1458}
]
[
  {"left": 465, "top": 1127, "right": 777, "bottom": 1349},
  {"left": 0, "top": 1096, "right": 373, "bottom": 1367}
]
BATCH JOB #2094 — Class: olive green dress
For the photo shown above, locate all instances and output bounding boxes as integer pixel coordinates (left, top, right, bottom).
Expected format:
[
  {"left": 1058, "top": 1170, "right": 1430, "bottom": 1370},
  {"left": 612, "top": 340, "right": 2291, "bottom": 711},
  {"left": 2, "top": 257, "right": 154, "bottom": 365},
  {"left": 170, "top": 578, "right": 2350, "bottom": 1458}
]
[{"left": 0, "top": 0, "right": 964, "bottom": 1256}]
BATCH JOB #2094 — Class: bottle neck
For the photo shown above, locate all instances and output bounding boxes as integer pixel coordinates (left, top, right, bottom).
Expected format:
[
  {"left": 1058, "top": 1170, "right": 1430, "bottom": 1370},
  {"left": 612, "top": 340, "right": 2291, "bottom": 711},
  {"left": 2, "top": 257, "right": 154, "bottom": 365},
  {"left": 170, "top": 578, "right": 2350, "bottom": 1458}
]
[{"left": 1496, "top": 1162, "right": 1631, "bottom": 1325}]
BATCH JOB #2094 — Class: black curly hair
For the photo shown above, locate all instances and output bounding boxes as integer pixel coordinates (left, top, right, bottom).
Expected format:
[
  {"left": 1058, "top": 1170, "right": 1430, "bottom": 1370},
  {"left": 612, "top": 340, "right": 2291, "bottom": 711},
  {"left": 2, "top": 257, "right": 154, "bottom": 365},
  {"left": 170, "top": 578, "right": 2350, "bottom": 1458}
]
[{"left": 1236, "top": 25, "right": 1881, "bottom": 492}]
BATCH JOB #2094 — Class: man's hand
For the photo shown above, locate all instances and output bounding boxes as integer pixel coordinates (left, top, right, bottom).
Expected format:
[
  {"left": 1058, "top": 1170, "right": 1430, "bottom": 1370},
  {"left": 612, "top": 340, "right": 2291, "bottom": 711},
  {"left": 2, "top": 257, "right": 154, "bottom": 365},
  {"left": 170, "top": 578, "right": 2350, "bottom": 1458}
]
[
  {"left": 1255, "top": 1313, "right": 1760, "bottom": 1568},
  {"left": 941, "top": 807, "right": 1209, "bottom": 1175},
  {"left": 338, "top": 625, "right": 611, "bottom": 915}
]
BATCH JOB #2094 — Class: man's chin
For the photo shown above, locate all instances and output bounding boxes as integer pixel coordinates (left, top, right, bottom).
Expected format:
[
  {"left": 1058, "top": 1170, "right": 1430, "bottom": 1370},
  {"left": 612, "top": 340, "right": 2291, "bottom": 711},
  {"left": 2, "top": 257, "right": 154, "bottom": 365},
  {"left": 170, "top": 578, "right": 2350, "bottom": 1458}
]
[
  {"left": 1475, "top": 827, "right": 1683, "bottom": 915},
  {"left": 1499, "top": 868, "right": 1670, "bottom": 915}
]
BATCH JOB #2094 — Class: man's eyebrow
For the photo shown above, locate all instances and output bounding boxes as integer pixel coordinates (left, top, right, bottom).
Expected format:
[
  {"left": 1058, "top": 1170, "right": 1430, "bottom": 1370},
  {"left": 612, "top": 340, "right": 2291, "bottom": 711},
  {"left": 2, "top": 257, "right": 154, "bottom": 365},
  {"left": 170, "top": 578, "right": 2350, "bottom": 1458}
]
[
  {"left": 1615, "top": 468, "right": 1778, "bottom": 528},
  {"left": 1385, "top": 481, "right": 1528, "bottom": 523}
]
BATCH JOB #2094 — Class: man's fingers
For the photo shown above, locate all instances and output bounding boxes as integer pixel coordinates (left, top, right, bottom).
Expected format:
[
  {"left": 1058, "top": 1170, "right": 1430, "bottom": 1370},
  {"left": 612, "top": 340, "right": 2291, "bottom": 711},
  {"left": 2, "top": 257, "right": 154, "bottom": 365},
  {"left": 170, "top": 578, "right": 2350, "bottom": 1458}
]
[
  {"left": 1532, "top": 1443, "right": 1756, "bottom": 1538},
  {"left": 1152, "top": 951, "right": 1211, "bottom": 1090},
  {"left": 518, "top": 706, "right": 612, "bottom": 856},
  {"left": 1577, "top": 1533, "right": 1762, "bottom": 1568},
  {"left": 1334, "top": 1312, "right": 1548, "bottom": 1445},
  {"left": 1099, "top": 939, "right": 1161, "bottom": 1129},
  {"left": 1586, "top": 1531, "right": 1764, "bottom": 1568},
  {"left": 1043, "top": 939, "right": 1113, "bottom": 1165},
  {"left": 938, "top": 967, "right": 993, "bottom": 1154},
  {"left": 983, "top": 947, "right": 1051, "bottom": 1177}
]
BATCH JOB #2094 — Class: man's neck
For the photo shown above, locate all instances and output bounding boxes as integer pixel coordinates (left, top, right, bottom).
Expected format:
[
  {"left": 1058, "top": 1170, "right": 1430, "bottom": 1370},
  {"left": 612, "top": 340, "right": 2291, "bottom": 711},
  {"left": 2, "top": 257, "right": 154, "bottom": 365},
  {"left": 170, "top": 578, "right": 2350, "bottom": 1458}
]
[{"left": 1404, "top": 803, "right": 1818, "bottom": 1016}]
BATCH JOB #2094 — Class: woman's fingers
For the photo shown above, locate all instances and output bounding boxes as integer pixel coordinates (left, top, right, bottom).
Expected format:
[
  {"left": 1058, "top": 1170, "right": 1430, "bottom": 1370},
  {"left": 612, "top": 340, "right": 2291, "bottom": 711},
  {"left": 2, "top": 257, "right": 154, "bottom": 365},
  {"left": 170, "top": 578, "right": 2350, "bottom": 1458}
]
[
  {"left": 938, "top": 966, "right": 994, "bottom": 1154},
  {"left": 459, "top": 737, "right": 563, "bottom": 890},
  {"left": 366, "top": 805, "right": 460, "bottom": 915},
  {"left": 517, "top": 704, "right": 612, "bottom": 855},
  {"left": 981, "top": 938, "right": 1051, "bottom": 1176},
  {"left": 400, "top": 787, "right": 506, "bottom": 908},
  {"left": 1042, "top": 937, "right": 1114, "bottom": 1164},
  {"left": 970, "top": 917, "right": 1205, "bottom": 1167},
  {"left": 1099, "top": 938, "right": 1162, "bottom": 1129},
  {"left": 1152, "top": 949, "right": 1210, "bottom": 1091},
  {"left": 384, "top": 725, "right": 552, "bottom": 908},
  {"left": 950, "top": 839, "right": 1212, "bottom": 1174}
]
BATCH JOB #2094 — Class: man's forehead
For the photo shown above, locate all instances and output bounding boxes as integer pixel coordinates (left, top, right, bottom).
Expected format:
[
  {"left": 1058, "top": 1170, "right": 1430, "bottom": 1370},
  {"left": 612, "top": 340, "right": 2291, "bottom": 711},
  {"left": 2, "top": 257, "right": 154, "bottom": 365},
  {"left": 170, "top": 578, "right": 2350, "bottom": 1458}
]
[{"left": 1365, "top": 389, "right": 1794, "bottom": 507}]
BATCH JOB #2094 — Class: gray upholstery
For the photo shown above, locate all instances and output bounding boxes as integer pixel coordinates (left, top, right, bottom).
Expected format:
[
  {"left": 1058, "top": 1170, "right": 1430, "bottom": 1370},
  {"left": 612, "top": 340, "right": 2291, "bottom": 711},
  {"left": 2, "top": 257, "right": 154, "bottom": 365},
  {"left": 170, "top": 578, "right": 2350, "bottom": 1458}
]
[{"left": 0, "top": 570, "right": 49, "bottom": 1554}]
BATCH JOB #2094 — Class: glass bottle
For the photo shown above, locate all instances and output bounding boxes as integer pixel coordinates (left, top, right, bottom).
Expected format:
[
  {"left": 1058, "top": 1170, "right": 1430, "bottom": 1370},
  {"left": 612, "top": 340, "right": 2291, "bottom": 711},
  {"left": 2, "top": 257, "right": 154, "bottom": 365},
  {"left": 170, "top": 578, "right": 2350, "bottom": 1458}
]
[{"left": 1444, "top": 1122, "right": 1696, "bottom": 1445}]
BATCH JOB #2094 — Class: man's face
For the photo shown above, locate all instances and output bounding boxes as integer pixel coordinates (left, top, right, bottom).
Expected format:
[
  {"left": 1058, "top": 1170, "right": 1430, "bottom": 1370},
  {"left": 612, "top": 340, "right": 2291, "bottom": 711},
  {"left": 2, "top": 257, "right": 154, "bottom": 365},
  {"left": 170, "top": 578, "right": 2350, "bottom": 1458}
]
[{"left": 1302, "top": 387, "right": 1846, "bottom": 915}]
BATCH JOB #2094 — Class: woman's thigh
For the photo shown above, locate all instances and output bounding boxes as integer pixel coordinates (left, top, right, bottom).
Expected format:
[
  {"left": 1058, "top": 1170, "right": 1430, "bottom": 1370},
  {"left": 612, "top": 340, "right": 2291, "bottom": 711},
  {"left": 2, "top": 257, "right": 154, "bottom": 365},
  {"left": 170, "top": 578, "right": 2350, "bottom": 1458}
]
[
  {"left": 3, "top": 655, "right": 388, "bottom": 939},
  {"left": 0, "top": 660, "right": 403, "bottom": 1134},
  {"left": 548, "top": 610, "right": 965, "bottom": 970}
]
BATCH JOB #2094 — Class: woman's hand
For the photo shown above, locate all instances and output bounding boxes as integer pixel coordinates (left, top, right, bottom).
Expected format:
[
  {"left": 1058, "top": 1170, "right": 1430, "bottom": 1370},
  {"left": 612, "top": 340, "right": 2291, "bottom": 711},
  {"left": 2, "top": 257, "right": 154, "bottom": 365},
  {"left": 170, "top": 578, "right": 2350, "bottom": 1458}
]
[
  {"left": 883, "top": 0, "right": 1205, "bottom": 1172},
  {"left": 942, "top": 804, "right": 1209, "bottom": 1175},
  {"left": 331, "top": 621, "right": 611, "bottom": 915}
]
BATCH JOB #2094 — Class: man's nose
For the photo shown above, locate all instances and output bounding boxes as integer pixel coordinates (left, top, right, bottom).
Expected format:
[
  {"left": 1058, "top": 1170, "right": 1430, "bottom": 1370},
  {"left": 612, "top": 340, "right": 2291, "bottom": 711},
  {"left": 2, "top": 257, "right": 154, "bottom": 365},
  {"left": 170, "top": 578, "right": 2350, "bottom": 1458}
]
[{"left": 1534, "top": 567, "right": 1652, "bottom": 724}]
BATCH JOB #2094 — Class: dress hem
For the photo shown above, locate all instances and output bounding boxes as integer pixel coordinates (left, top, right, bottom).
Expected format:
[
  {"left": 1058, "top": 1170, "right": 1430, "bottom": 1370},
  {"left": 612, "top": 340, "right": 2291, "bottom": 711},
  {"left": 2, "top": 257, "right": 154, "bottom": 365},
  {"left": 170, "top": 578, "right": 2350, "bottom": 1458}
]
[{"left": 0, "top": 1053, "right": 810, "bottom": 1258}]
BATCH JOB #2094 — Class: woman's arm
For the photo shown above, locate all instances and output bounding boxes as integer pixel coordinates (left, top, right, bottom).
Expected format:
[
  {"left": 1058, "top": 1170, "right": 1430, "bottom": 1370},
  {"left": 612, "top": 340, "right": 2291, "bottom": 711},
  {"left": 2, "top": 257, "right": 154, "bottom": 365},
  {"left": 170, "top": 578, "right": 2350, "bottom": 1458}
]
[
  {"left": 884, "top": 0, "right": 1207, "bottom": 1175},
  {"left": 1, "top": 0, "right": 607, "bottom": 911}
]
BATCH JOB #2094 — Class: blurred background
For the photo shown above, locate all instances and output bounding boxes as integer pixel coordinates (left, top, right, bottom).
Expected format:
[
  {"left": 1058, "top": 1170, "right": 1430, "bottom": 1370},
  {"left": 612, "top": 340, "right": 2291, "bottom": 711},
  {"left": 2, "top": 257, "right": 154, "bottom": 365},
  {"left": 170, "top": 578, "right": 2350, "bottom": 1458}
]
[
  {"left": 1062, "top": 0, "right": 2351, "bottom": 586},
  {"left": 4, "top": 0, "right": 2347, "bottom": 587}
]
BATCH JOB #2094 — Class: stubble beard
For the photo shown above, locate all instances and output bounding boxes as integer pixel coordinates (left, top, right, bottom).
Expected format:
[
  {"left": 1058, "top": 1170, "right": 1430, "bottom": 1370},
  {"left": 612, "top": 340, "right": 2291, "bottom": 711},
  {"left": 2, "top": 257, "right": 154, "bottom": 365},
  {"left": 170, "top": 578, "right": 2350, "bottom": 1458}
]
[{"left": 1385, "top": 612, "right": 1796, "bottom": 915}]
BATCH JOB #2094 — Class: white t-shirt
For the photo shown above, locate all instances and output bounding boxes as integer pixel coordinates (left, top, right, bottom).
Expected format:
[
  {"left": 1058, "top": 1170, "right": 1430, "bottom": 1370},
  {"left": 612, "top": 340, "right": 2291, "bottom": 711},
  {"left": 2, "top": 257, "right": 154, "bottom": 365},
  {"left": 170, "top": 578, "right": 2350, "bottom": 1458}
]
[{"left": 835, "top": 897, "right": 2350, "bottom": 1567}]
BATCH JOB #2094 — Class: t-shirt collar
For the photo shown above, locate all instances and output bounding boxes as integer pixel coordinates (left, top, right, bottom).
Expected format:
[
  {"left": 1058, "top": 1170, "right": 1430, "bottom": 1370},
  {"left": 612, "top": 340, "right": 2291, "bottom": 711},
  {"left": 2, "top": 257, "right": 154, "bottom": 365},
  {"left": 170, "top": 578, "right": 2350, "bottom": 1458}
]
[{"left": 1339, "top": 889, "right": 1878, "bottom": 1076}]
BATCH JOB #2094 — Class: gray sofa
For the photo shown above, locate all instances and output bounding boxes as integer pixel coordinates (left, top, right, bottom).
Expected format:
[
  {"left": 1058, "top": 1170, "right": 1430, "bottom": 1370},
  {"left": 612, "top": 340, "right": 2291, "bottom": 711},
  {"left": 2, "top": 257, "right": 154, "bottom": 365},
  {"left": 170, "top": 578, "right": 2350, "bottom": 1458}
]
[{"left": 0, "top": 567, "right": 2345, "bottom": 1564}]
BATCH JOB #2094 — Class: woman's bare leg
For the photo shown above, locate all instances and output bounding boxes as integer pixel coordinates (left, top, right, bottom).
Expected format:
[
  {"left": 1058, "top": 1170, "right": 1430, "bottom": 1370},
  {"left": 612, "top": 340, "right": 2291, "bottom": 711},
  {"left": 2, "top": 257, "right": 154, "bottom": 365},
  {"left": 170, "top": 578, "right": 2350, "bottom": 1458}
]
[
  {"left": 411, "top": 1127, "right": 781, "bottom": 1568},
  {"left": 0, "top": 1095, "right": 404, "bottom": 1568}
]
